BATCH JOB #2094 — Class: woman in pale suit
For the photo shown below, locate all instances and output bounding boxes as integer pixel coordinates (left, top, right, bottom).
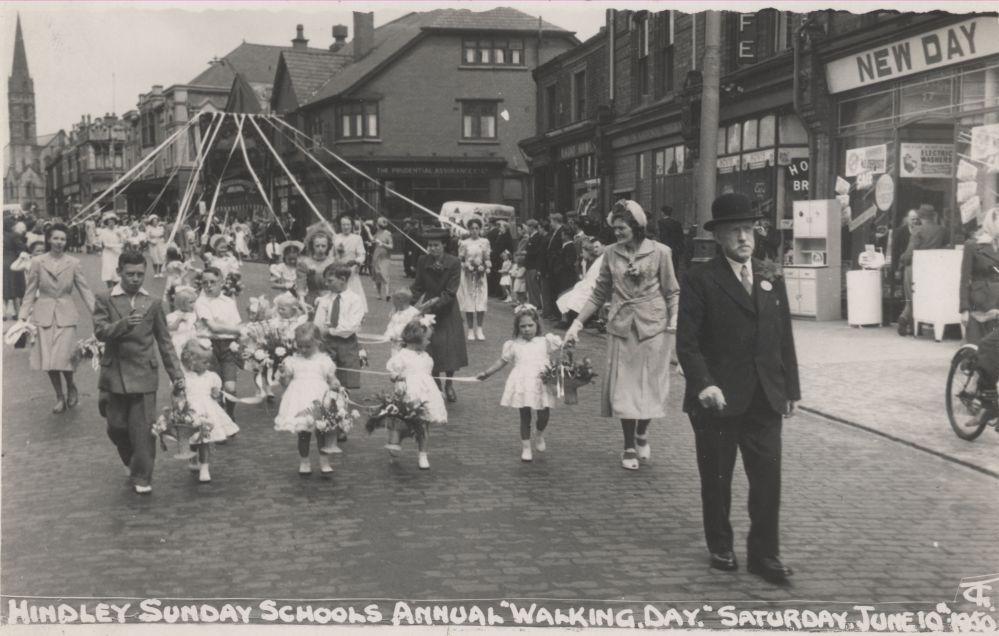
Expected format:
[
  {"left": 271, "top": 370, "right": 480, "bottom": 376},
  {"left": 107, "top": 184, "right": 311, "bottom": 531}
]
[
  {"left": 18, "top": 223, "right": 97, "bottom": 413},
  {"left": 145, "top": 215, "right": 167, "bottom": 277},
  {"left": 96, "top": 212, "right": 124, "bottom": 289},
  {"left": 565, "top": 200, "right": 679, "bottom": 470},
  {"left": 456, "top": 217, "right": 491, "bottom": 341}
]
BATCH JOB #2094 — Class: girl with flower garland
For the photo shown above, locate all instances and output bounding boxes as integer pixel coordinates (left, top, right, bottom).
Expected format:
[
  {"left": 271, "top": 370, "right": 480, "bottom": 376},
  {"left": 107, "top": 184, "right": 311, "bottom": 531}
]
[
  {"left": 476, "top": 304, "right": 562, "bottom": 462},
  {"left": 385, "top": 317, "right": 446, "bottom": 469},
  {"left": 268, "top": 292, "right": 309, "bottom": 341},
  {"left": 456, "top": 217, "right": 491, "bottom": 341},
  {"left": 274, "top": 322, "right": 342, "bottom": 475},
  {"left": 180, "top": 339, "right": 239, "bottom": 483},
  {"left": 166, "top": 286, "right": 201, "bottom": 359},
  {"left": 383, "top": 287, "right": 420, "bottom": 354}
]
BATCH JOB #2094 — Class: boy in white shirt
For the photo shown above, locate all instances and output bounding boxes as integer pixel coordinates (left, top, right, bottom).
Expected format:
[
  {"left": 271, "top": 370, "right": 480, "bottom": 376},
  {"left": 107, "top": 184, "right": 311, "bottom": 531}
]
[
  {"left": 193, "top": 266, "right": 243, "bottom": 418},
  {"left": 314, "top": 263, "right": 366, "bottom": 391}
]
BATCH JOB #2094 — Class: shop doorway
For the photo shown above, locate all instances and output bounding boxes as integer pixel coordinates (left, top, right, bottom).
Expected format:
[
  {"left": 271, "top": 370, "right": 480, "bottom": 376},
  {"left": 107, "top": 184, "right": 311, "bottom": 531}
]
[{"left": 895, "top": 121, "right": 954, "bottom": 227}]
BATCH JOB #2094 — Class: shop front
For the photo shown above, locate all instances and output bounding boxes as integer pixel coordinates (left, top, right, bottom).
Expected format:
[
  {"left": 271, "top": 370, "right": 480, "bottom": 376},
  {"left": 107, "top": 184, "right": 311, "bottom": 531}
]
[{"left": 825, "top": 15, "right": 999, "bottom": 324}]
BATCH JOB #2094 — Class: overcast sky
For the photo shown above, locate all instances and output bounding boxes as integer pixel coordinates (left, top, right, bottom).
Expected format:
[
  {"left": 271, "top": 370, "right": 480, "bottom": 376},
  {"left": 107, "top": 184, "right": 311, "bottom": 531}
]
[{"left": 0, "top": 1, "right": 985, "bottom": 149}]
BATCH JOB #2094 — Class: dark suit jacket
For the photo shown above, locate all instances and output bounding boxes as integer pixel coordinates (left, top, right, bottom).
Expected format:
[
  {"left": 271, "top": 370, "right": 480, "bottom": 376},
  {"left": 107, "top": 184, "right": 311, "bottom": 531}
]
[
  {"left": 524, "top": 232, "right": 545, "bottom": 271},
  {"left": 677, "top": 256, "right": 800, "bottom": 416},
  {"left": 93, "top": 290, "right": 183, "bottom": 395},
  {"left": 960, "top": 239, "right": 999, "bottom": 313},
  {"left": 658, "top": 217, "right": 685, "bottom": 257},
  {"left": 891, "top": 223, "right": 912, "bottom": 273}
]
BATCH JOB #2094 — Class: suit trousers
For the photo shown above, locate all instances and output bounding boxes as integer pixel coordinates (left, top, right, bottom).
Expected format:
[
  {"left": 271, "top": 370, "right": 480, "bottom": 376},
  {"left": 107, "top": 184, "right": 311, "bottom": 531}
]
[
  {"left": 526, "top": 269, "right": 543, "bottom": 310},
  {"left": 690, "top": 386, "right": 782, "bottom": 559},
  {"left": 540, "top": 274, "right": 558, "bottom": 318},
  {"left": 104, "top": 392, "right": 158, "bottom": 487}
]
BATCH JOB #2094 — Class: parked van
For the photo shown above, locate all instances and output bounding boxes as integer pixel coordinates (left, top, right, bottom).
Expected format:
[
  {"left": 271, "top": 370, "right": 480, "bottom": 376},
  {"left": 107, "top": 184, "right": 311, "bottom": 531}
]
[{"left": 439, "top": 201, "right": 515, "bottom": 228}]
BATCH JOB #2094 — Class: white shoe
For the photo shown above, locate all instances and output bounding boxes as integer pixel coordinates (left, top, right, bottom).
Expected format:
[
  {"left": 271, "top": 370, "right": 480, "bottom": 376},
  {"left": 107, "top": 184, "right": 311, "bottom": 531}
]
[
  {"left": 475, "top": 326, "right": 485, "bottom": 341},
  {"left": 198, "top": 464, "right": 211, "bottom": 483},
  {"left": 521, "top": 445, "right": 533, "bottom": 462},
  {"left": 299, "top": 459, "right": 312, "bottom": 475},
  {"left": 467, "top": 329, "right": 475, "bottom": 341},
  {"left": 323, "top": 441, "right": 343, "bottom": 454},
  {"left": 418, "top": 452, "right": 430, "bottom": 470},
  {"left": 133, "top": 484, "right": 152, "bottom": 494},
  {"left": 636, "top": 438, "right": 651, "bottom": 461},
  {"left": 621, "top": 450, "right": 639, "bottom": 471},
  {"left": 535, "top": 434, "right": 546, "bottom": 452},
  {"left": 319, "top": 456, "right": 334, "bottom": 474},
  {"left": 385, "top": 443, "right": 402, "bottom": 457}
]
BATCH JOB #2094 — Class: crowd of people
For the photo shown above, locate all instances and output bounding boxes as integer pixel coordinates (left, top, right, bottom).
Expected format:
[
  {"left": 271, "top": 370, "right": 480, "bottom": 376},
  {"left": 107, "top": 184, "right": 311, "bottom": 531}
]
[{"left": 4, "top": 194, "right": 802, "bottom": 585}]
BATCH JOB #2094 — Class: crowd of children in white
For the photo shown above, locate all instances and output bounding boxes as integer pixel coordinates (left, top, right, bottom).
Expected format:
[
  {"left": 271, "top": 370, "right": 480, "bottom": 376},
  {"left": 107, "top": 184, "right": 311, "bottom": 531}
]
[{"left": 144, "top": 226, "right": 592, "bottom": 487}]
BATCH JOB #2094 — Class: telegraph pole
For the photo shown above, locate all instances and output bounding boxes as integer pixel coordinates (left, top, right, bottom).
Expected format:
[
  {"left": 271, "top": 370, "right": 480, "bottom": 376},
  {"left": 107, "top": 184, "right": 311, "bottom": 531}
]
[{"left": 695, "top": 11, "right": 721, "bottom": 240}]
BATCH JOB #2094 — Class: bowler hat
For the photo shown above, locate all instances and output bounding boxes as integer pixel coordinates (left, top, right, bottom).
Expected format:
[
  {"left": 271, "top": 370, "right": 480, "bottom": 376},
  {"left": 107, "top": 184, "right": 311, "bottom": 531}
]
[
  {"left": 420, "top": 227, "right": 450, "bottom": 242},
  {"left": 703, "top": 193, "right": 763, "bottom": 231}
]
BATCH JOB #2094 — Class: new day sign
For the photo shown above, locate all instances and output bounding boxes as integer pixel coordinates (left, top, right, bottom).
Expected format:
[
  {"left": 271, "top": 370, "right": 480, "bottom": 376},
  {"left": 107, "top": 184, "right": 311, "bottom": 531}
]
[{"left": 825, "top": 17, "right": 999, "bottom": 94}]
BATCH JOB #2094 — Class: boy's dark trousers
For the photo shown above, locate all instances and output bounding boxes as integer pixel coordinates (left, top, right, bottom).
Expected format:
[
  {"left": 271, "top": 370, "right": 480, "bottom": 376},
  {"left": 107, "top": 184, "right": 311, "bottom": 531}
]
[{"left": 103, "top": 392, "right": 159, "bottom": 487}]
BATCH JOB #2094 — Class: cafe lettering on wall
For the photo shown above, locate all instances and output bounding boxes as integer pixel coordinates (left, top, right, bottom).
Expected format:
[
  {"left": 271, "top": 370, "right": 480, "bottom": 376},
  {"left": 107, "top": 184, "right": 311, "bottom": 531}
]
[
  {"left": 737, "top": 13, "right": 758, "bottom": 65},
  {"left": 825, "top": 17, "right": 999, "bottom": 94},
  {"left": 558, "top": 141, "right": 595, "bottom": 161}
]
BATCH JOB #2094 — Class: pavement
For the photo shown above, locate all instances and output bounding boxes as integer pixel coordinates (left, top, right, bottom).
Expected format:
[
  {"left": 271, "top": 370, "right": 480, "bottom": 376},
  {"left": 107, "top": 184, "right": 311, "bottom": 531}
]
[{"left": 2, "top": 253, "right": 997, "bottom": 621}]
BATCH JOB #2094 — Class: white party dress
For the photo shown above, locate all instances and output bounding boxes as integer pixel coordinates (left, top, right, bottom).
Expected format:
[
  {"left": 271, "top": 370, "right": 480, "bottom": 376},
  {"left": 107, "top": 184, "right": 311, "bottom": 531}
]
[
  {"left": 274, "top": 352, "right": 338, "bottom": 433},
  {"left": 386, "top": 348, "right": 448, "bottom": 424},
  {"left": 500, "top": 334, "right": 563, "bottom": 410},
  {"left": 185, "top": 370, "right": 239, "bottom": 443},
  {"left": 383, "top": 306, "right": 421, "bottom": 354}
]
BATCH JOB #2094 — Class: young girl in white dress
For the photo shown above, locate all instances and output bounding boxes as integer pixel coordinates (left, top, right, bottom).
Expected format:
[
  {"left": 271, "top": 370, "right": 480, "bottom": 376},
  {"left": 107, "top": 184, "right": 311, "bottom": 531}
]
[
  {"left": 382, "top": 288, "right": 420, "bottom": 354},
  {"left": 477, "top": 304, "right": 562, "bottom": 462},
  {"left": 510, "top": 252, "right": 527, "bottom": 305},
  {"left": 267, "top": 292, "right": 308, "bottom": 342},
  {"left": 166, "top": 286, "right": 201, "bottom": 359},
  {"left": 498, "top": 250, "right": 513, "bottom": 302},
  {"left": 181, "top": 339, "right": 240, "bottom": 483},
  {"left": 385, "top": 318, "right": 447, "bottom": 470},
  {"left": 273, "top": 322, "right": 341, "bottom": 475}
]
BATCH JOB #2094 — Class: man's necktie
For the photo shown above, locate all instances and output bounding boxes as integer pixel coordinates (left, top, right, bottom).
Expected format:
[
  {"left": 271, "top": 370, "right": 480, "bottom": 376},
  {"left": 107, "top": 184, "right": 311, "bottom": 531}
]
[
  {"left": 740, "top": 264, "right": 753, "bottom": 296},
  {"left": 329, "top": 294, "right": 341, "bottom": 328}
]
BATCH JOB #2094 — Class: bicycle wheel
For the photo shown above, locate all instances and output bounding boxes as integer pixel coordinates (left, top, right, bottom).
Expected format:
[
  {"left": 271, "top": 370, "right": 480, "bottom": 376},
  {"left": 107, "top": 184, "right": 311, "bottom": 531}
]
[{"left": 945, "top": 345, "right": 990, "bottom": 441}]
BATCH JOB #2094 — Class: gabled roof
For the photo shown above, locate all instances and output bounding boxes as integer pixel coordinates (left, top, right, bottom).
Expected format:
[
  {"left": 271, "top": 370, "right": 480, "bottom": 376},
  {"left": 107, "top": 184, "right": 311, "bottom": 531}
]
[
  {"left": 188, "top": 41, "right": 332, "bottom": 89},
  {"left": 304, "top": 7, "right": 573, "bottom": 107},
  {"left": 36, "top": 131, "right": 64, "bottom": 148},
  {"left": 279, "top": 49, "right": 351, "bottom": 106}
]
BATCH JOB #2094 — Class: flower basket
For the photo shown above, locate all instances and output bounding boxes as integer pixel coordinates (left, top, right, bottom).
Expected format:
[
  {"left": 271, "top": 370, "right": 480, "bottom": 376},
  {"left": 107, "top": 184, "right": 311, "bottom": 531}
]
[
  {"left": 562, "top": 376, "right": 591, "bottom": 405},
  {"left": 307, "top": 387, "right": 360, "bottom": 451},
  {"left": 540, "top": 348, "right": 597, "bottom": 405},
  {"left": 364, "top": 392, "right": 430, "bottom": 444}
]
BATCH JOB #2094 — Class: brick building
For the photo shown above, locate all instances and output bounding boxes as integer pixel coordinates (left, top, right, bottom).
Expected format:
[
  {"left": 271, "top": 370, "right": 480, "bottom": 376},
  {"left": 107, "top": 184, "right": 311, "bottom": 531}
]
[
  {"left": 269, "top": 8, "right": 577, "bottom": 224},
  {"left": 45, "top": 114, "right": 132, "bottom": 219},
  {"left": 521, "top": 9, "right": 809, "bottom": 238}
]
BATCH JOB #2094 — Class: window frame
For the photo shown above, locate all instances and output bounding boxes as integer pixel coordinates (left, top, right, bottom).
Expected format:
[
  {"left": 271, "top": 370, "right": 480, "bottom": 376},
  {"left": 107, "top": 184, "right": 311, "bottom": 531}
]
[
  {"left": 335, "top": 101, "right": 379, "bottom": 140},
  {"left": 573, "top": 69, "right": 587, "bottom": 122},
  {"left": 461, "top": 38, "right": 526, "bottom": 67},
  {"left": 460, "top": 100, "right": 499, "bottom": 140}
]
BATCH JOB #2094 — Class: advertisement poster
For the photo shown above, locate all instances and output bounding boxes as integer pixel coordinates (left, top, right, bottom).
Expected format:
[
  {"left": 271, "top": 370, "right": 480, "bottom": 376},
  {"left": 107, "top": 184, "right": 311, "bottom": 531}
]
[
  {"left": 970, "top": 123, "right": 999, "bottom": 164},
  {"left": 899, "top": 143, "right": 953, "bottom": 179},
  {"left": 845, "top": 144, "right": 887, "bottom": 177}
]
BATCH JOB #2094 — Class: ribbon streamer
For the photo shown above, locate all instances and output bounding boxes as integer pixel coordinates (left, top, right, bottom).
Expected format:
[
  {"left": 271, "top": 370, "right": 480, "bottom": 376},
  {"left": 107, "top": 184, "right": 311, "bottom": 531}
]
[
  {"left": 336, "top": 367, "right": 481, "bottom": 382},
  {"left": 221, "top": 391, "right": 266, "bottom": 406},
  {"left": 201, "top": 115, "right": 245, "bottom": 244},
  {"left": 168, "top": 112, "right": 226, "bottom": 245},
  {"left": 237, "top": 115, "right": 285, "bottom": 240}
]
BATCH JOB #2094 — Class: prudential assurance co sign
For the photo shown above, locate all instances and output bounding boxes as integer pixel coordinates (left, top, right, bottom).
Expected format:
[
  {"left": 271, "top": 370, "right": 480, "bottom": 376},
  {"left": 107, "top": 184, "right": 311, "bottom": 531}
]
[{"left": 824, "top": 17, "right": 999, "bottom": 94}]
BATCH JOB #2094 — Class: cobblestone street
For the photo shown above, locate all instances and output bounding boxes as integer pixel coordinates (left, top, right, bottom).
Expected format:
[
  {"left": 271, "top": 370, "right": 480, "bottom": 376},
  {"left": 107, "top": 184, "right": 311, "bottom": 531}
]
[{"left": 3, "top": 255, "right": 997, "bottom": 619}]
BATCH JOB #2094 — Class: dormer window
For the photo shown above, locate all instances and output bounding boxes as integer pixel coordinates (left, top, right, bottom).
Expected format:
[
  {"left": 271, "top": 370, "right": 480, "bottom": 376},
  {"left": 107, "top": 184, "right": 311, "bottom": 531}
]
[{"left": 462, "top": 38, "right": 525, "bottom": 66}]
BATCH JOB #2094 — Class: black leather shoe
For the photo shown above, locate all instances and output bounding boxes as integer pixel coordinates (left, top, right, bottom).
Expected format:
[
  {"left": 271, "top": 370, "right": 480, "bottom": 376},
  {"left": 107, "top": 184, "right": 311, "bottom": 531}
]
[
  {"left": 709, "top": 551, "right": 738, "bottom": 572},
  {"left": 444, "top": 384, "right": 457, "bottom": 403},
  {"left": 747, "top": 556, "right": 794, "bottom": 583}
]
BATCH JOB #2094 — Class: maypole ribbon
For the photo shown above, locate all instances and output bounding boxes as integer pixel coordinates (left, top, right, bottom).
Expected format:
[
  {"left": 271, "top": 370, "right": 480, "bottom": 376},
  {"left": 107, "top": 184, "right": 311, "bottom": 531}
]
[
  {"left": 335, "top": 367, "right": 482, "bottom": 382},
  {"left": 246, "top": 115, "right": 335, "bottom": 237},
  {"left": 201, "top": 114, "right": 245, "bottom": 244},
  {"left": 237, "top": 115, "right": 285, "bottom": 239},
  {"left": 263, "top": 116, "right": 427, "bottom": 255},
  {"left": 68, "top": 116, "right": 199, "bottom": 227},
  {"left": 168, "top": 112, "right": 226, "bottom": 245}
]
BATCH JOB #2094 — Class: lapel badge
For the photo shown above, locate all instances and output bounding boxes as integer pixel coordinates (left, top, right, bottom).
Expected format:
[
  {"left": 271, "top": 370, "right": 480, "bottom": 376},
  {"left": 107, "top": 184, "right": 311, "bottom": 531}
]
[{"left": 760, "top": 280, "right": 773, "bottom": 292}]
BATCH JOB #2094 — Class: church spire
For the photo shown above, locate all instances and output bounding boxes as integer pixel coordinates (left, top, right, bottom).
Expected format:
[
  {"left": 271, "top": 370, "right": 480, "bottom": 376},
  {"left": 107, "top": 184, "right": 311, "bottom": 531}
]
[{"left": 11, "top": 13, "right": 29, "bottom": 80}]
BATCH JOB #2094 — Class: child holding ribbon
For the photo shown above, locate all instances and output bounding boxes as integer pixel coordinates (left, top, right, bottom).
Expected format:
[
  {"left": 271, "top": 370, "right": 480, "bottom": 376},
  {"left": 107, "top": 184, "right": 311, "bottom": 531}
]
[
  {"left": 180, "top": 339, "right": 239, "bottom": 483},
  {"left": 383, "top": 288, "right": 421, "bottom": 354},
  {"left": 476, "top": 304, "right": 562, "bottom": 463}
]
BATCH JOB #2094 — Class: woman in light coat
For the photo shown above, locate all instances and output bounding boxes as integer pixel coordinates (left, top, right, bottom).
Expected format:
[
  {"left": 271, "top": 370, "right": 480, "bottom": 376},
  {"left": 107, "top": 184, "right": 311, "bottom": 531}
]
[
  {"left": 18, "top": 223, "right": 97, "bottom": 413},
  {"left": 565, "top": 200, "right": 679, "bottom": 470}
]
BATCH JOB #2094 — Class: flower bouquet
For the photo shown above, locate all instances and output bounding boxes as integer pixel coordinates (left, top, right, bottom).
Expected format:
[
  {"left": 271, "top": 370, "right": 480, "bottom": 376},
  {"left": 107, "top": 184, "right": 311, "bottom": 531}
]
[
  {"left": 241, "top": 326, "right": 295, "bottom": 397},
  {"left": 462, "top": 256, "right": 491, "bottom": 295},
  {"left": 221, "top": 272, "right": 243, "bottom": 297},
  {"left": 364, "top": 391, "right": 431, "bottom": 443},
  {"left": 152, "top": 398, "right": 214, "bottom": 459},
  {"left": 71, "top": 335, "right": 105, "bottom": 371},
  {"left": 540, "top": 348, "right": 598, "bottom": 405},
  {"left": 307, "top": 387, "right": 360, "bottom": 452}
]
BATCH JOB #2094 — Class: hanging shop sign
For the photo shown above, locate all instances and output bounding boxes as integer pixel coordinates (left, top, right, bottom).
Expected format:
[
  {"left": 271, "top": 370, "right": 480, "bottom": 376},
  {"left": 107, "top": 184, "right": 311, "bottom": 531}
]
[
  {"left": 825, "top": 17, "right": 999, "bottom": 93},
  {"left": 717, "top": 155, "right": 740, "bottom": 174},
  {"left": 899, "top": 143, "right": 954, "bottom": 179},
  {"left": 845, "top": 144, "right": 887, "bottom": 177},
  {"left": 374, "top": 165, "right": 495, "bottom": 178},
  {"left": 558, "top": 140, "right": 595, "bottom": 161},
  {"left": 875, "top": 174, "right": 894, "bottom": 211},
  {"left": 741, "top": 148, "right": 775, "bottom": 170},
  {"left": 786, "top": 158, "right": 810, "bottom": 198}
]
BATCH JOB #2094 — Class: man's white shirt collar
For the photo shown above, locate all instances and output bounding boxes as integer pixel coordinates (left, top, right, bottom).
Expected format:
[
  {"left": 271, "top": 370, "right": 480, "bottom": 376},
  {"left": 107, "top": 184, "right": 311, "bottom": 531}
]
[{"left": 111, "top": 284, "right": 149, "bottom": 297}]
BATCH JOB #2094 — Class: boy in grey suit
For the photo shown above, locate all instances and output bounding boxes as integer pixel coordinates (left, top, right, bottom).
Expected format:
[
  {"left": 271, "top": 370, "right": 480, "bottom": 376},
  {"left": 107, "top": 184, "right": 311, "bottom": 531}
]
[{"left": 93, "top": 249, "right": 185, "bottom": 494}]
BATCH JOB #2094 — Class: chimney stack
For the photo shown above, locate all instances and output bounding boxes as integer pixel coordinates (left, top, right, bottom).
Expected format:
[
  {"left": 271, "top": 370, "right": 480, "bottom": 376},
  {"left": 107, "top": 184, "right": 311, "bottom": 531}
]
[
  {"left": 353, "top": 12, "right": 374, "bottom": 61},
  {"left": 331, "top": 24, "right": 348, "bottom": 52},
  {"left": 292, "top": 24, "right": 309, "bottom": 50}
]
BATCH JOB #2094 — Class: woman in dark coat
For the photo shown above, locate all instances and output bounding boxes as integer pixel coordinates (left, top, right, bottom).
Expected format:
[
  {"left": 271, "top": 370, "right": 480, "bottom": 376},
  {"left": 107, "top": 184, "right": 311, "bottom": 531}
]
[
  {"left": 3, "top": 216, "right": 28, "bottom": 319},
  {"left": 410, "top": 228, "right": 468, "bottom": 402}
]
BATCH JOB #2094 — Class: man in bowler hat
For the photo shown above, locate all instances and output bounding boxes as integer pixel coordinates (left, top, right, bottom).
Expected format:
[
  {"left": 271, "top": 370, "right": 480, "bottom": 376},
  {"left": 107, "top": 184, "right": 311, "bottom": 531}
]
[{"left": 676, "top": 192, "right": 800, "bottom": 584}]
